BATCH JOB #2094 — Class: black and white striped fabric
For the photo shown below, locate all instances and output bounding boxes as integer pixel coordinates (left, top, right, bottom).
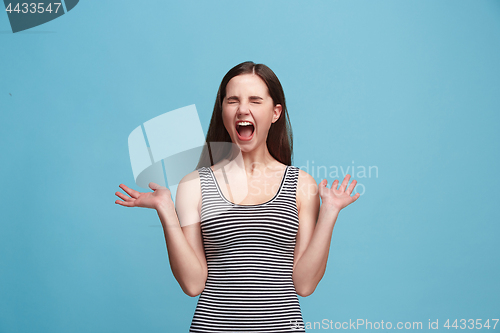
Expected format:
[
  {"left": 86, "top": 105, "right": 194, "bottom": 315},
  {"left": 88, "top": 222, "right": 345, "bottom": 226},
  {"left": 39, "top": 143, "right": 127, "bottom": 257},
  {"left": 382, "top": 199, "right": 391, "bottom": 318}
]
[{"left": 189, "top": 165, "right": 305, "bottom": 333}]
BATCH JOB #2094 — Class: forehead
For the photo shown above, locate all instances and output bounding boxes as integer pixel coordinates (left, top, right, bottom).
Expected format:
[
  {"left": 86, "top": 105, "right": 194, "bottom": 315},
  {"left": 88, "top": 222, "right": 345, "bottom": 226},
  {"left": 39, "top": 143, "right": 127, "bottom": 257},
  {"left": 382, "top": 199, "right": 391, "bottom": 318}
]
[{"left": 225, "top": 74, "right": 270, "bottom": 97}]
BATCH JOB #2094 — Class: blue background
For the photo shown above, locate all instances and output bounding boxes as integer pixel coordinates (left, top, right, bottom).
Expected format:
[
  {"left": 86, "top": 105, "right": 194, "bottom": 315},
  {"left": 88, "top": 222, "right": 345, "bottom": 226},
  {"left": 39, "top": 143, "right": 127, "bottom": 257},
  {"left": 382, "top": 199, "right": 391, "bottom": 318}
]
[{"left": 1, "top": 1, "right": 499, "bottom": 332}]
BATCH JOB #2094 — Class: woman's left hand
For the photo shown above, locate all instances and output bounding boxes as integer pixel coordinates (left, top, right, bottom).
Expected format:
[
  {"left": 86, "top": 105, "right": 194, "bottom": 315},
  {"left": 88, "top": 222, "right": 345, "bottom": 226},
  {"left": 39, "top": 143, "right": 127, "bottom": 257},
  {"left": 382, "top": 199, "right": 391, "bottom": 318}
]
[{"left": 318, "top": 174, "right": 360, "bottom": 211}]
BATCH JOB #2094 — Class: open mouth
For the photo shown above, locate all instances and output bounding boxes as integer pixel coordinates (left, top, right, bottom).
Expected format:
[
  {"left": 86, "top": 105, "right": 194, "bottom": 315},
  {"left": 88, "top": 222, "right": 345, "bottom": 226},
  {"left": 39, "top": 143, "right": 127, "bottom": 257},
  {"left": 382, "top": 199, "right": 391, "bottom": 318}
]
[{"left": 236, "top": 121, "right": 255, "bottom": 140}]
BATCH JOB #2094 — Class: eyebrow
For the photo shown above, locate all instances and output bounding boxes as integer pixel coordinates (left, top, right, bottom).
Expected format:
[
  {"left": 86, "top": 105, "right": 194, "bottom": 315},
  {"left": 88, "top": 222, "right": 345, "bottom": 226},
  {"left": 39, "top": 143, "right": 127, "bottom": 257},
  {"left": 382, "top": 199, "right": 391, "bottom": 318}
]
[{"left": 226, "top": 96, "right": 264, "bottom": 100}]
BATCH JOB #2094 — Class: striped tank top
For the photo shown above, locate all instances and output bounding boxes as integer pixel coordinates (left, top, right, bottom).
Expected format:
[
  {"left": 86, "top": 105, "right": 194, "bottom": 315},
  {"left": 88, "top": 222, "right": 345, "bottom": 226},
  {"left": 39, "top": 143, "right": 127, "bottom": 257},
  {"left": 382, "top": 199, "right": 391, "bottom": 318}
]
[{"left": 189, "top": 165, "right": 306, "bottom": 333}]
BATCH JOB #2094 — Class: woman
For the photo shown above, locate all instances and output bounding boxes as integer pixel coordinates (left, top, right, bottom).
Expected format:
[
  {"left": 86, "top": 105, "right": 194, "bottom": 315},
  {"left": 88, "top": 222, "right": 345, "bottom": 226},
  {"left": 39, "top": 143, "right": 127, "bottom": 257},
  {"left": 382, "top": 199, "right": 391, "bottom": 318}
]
[{"left": 115, "top": 61, "right": 360, "bottom": 332}]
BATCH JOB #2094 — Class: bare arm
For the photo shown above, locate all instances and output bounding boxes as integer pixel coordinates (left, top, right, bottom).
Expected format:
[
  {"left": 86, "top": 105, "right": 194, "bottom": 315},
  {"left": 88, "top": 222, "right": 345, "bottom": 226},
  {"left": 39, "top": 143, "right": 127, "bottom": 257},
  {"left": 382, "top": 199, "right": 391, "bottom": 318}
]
[
  {"left": 115, "top": 170, "right": 207, "bottom": 297},
  {"left": 159, "top": 171, "right": 207, "bottom": 297},
  {"left": 292, "top": 171, "right": 360, "bottom": 297},
  {"left": 157, "top": 206, "right": 207, "bottom": 296}
]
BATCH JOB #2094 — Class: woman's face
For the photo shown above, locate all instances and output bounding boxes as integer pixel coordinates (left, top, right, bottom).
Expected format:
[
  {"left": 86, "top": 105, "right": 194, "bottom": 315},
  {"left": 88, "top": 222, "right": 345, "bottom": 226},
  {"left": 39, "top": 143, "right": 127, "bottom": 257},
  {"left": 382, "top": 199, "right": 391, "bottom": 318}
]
[{"left": 222, "top": 73, "right": 282, "bottom": 151}]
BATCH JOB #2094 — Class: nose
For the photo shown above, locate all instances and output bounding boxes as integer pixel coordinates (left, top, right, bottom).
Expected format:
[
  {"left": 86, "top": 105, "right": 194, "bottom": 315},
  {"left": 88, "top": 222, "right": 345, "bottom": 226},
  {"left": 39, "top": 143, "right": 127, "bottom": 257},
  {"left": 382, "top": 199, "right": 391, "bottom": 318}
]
[{"left": 237, "top": 101, "right": 250, "bottom": 115}]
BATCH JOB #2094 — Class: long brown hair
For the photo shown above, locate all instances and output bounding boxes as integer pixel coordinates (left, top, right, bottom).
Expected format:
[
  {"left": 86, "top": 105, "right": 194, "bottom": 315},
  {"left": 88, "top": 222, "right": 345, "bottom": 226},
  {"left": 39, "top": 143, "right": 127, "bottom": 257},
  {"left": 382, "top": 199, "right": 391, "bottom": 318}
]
[{"left": 196, "top": 61, "right": 293, "bottom": 169}]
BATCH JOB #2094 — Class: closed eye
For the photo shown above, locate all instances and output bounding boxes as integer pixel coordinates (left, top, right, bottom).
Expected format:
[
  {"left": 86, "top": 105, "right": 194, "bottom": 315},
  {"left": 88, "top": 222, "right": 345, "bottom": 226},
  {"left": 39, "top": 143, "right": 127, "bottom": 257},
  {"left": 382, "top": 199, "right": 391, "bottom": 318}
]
[{"left": 249, "top": 96, "right": 263, "bottom": 104}]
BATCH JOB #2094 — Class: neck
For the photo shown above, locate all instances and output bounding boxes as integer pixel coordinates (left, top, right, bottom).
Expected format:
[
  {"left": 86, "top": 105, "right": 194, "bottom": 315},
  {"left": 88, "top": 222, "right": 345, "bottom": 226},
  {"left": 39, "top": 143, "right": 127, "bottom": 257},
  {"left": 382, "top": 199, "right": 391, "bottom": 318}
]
[{"left": 225, "top": 141, "right": 279, "bottom": 175}]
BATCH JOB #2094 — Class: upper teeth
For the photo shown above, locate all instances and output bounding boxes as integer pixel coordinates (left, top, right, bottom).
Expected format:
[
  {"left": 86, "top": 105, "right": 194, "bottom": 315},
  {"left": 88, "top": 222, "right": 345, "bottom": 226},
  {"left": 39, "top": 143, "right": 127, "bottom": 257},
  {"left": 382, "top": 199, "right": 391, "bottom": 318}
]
[{"left": 237, "top": 121, "right": 252, "bottom": 126}]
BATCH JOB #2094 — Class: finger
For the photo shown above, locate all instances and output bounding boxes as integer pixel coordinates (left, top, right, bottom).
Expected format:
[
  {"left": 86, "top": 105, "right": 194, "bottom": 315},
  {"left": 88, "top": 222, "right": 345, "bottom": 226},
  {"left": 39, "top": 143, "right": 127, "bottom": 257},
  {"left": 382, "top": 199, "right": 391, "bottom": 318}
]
[
  {"left": 331, "top": 179, "right": 339, "bottom": 190},
  {"left": 115, "top": 199, "right": 134, "bottom": 207},
  {"left": 119, "top": 184, "right": 140, "bottom": 199},
  {"left": 115, "top": 191, "right": 133, "bottom": 201},
  {"left": 345, "top": 179, "right": 357, "bottom": 195},
  {"left": 352, "top": 192, "right": 361, "bottom": 202},
  {"left": 339, "top": 174, "right": 351, "bottom": 192}
]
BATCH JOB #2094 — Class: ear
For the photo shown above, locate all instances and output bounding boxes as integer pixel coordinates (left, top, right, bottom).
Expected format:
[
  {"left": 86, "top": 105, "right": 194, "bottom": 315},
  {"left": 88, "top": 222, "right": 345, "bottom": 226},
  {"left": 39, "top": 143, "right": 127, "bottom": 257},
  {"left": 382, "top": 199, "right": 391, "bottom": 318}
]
[{"left": 272, "top": 104, "right": 283, "bottom": 123}]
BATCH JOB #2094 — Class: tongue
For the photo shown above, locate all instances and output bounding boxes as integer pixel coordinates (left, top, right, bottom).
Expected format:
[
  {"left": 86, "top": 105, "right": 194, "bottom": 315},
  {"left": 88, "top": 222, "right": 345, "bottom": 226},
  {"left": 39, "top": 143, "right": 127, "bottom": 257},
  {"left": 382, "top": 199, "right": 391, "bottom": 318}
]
[{"left": 239, "top": 126, "right": 253, "bottom": 138}]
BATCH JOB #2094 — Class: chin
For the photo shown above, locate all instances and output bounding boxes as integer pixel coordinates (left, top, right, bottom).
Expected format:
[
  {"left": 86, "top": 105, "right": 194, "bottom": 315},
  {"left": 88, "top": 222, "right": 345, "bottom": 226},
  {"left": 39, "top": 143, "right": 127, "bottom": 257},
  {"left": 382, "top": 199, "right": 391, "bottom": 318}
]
[{"left": 232, "top": 140, "right": 250, "bottom": 150}]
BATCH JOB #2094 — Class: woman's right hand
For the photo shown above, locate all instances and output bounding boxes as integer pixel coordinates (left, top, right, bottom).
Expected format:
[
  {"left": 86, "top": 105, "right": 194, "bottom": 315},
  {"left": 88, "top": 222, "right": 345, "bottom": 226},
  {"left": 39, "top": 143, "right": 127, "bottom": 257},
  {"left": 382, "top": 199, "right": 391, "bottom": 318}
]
[{"left": 115, "top": 182, "right": 173, "bottom": 210}]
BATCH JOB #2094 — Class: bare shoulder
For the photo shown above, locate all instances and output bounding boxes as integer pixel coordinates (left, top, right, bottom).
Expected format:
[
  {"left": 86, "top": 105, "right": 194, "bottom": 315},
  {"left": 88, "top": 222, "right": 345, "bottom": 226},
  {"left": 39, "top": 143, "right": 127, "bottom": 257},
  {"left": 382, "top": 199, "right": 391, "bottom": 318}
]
[
  {"left": 178, "top": 168, "right": 202, "bottom": 185},
  {"left": 296, "top": 168, "right": 319, "bottom": 212},
  {"left": 175, "top": 168, "right": 202, "bottom": 227}
]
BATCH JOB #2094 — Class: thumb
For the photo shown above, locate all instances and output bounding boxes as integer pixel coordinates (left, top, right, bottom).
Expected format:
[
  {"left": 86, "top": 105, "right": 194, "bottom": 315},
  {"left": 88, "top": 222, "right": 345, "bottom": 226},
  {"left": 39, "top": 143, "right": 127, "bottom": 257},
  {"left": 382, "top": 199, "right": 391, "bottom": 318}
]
[
  {"left": 318, "top": 179, "right": 327, "bottom": 195},
  {"left": 150, "top": 182, "right": 168, "bottom": 191},
  {"left": 149, "top": 182, "right": 160, "bottom": 190}
]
